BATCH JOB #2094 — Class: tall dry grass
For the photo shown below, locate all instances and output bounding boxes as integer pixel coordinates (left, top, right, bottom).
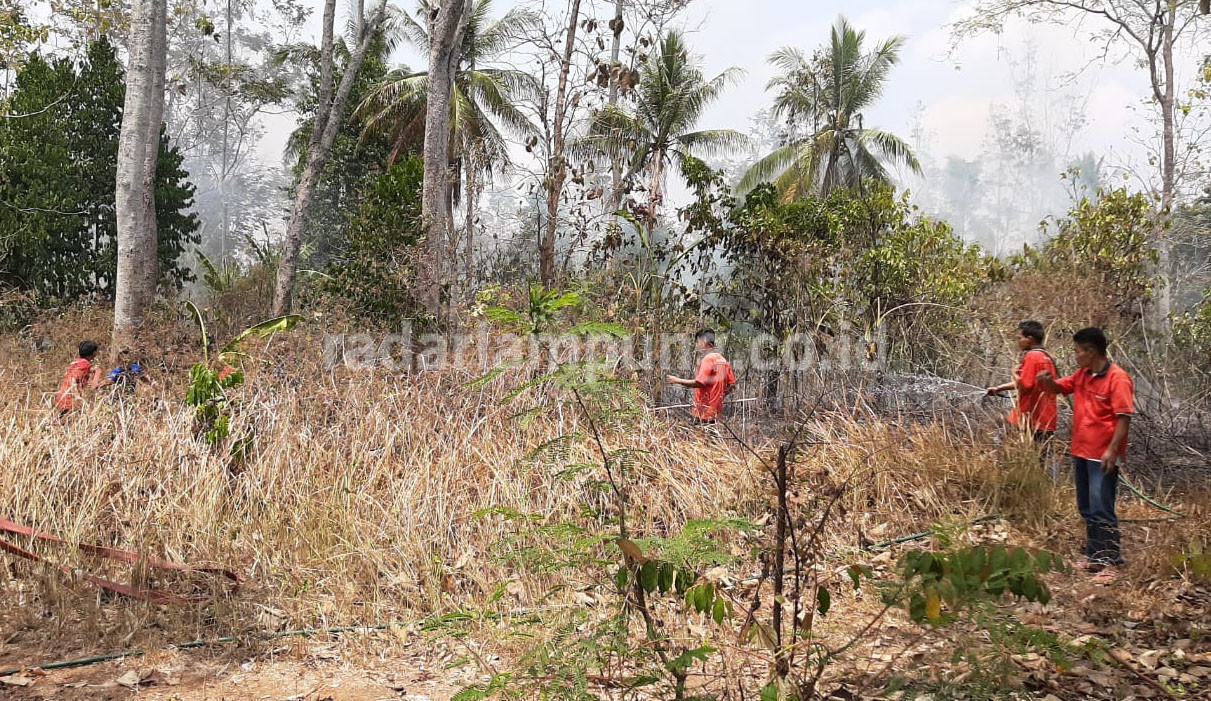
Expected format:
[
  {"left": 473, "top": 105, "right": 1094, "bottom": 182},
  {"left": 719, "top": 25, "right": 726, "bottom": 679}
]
[
  {"left": 0, "top": 308, "right": 1201, "bottom": 656},
  {"left": 0, "top": 315, "right": 760, "bottom": 649}
]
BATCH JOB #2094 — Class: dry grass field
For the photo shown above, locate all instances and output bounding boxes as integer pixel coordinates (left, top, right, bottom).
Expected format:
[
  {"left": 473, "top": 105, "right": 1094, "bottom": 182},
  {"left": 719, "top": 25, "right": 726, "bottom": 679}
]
[{"left": 0, "top": 306, "right": 1207, "bottom": 698}]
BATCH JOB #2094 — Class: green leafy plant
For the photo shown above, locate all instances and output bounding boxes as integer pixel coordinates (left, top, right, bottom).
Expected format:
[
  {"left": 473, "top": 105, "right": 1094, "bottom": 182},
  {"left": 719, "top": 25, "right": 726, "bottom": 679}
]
[
  {"left": 456, "top": 343, "right": 745, "bottom": 699},
  {"left": 483, "top": 283, "right": 626, "bottom": 339},
  {"left": 1170, "top": 538, "right": 1211, "bottom": 583},
  {"left": 893, "top": 545, "right": 1064, "bottom": 626},
  {"left": 1014, "top": 188, "right": 1159, "bottom": 317},
  {"left": 196, "top": 248, "right": 241, "bottom": 294},
  {"left": 183, "top": 300, "right": 303, "bottom": 447}
]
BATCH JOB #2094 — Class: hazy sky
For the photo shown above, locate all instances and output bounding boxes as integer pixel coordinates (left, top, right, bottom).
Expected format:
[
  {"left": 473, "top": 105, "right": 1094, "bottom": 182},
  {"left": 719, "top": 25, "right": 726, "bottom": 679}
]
[{"left": 259, "top": 0, "right": 1197, "bottom": 183}]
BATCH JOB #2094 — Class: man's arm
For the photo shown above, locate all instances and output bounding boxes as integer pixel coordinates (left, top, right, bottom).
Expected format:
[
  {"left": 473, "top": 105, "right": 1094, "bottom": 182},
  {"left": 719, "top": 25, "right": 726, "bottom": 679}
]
[
  {"left": 1100, "top": 415, "right": 1130, "bottom": 473},
  {"left": 987, "top": 359, "right": 1026, "bottom": 395},
  {"left": 986, "top": 381, "right": 1014, "bottom": 394},
  {"left": 1101, "top": 374, "right": 1135, "bottom": 473},
  {"left": 666, "top": 375, "right": 703, "bottom": 389},
  {"left": 1035, "top": 370, "right": 1074, "bottom": 395}
]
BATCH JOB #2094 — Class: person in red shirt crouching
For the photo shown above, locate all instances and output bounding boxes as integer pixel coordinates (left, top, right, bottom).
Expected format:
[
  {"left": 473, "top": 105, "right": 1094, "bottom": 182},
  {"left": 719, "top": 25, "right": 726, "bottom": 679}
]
[
  {"left": 1037, "top": 327, "right": 1134, "bottom": 579},
  {"left": 667, "top": 329, "right": 736, "bottom": 424},
  {"left": 54, "top": 340, "right": 102, "bottom": 416}
]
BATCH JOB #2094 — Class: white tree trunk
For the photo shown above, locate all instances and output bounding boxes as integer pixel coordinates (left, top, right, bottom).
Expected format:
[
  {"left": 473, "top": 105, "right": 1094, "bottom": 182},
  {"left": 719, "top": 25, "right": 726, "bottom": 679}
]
[
  {"left": 272, "top": 0, "right": 388, "bottom": 315},
  {"left": 464, "top": 153, "right": 476, "bottom": 297},
  {"left": 1152, "top": 7, "right": 1176, "bottom": 335},
  {"left": 606, "top": 0, "right": 624, "bottom": 213},
  {"left": 420, "top": 0, "right": 473, "bottom": 316},
  {"left": 541, "top": 0, "right": 582, "bottom": 287},
  {"left": 112, "top": 0, "right": 167, "bottom": 357}
]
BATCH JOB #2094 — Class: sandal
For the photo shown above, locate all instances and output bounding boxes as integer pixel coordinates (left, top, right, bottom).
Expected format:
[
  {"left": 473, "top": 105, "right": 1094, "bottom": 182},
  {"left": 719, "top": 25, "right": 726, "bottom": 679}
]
[{"left": 1073, "top": 557, "right": 1104, "bottom": 572}]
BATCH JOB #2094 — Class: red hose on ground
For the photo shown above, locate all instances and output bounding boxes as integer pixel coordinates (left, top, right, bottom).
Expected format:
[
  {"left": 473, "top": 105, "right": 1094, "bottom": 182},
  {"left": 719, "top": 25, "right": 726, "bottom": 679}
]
[{"left": 0, "top": 517, "right": 241, "bottom": 603}]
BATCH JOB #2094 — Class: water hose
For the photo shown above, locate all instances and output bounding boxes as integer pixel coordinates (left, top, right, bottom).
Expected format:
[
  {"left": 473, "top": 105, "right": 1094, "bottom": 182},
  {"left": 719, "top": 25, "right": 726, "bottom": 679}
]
[
  {"left": 0, "top": 608, "right": 551, "bottom": 678},
  {"left": 865, "top": 514, "right": 1004, "bottom": 551},
  {"left": 1120, "top": 475, "right": 1187, "bottom": 518}
]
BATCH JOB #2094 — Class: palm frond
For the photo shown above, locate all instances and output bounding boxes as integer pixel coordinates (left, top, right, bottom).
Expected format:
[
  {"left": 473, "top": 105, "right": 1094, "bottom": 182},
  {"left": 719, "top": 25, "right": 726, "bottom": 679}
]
[
  {"left": 393, "top": 3, "right": 431, "bottom": 51},
  {"left": 736, "top": 141, "right": 808, "bottom": 196},
  {"left": 466, "top": 69, "right": 539, "bottom": 138},
  {"left": 858, "top": 128, "right": 922, "bottom": 175},
  {"left": 473, "top": 6, "right": 542, "bottom": 59},
  {"left": 676, "top": 129, "right": 750, "bottom": 158},
  {"left": 572, "top": 105, "right": 651, "bottom": 165}
]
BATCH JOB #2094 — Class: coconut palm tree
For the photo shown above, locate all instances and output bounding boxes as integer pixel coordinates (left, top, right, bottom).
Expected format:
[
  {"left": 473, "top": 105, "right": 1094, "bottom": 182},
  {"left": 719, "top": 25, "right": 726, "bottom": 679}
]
[
  {"left": 737, "top": 16, "right": 921, "bottom": 201},
  {"left": 575, "top": 30, "right": 746, "bottom": 232},
  {"left": 356, "top": 0, "right": 538, "bottom": 168},
  {"left": 354, "top": 0, "right": 539, "bottom": 289}
]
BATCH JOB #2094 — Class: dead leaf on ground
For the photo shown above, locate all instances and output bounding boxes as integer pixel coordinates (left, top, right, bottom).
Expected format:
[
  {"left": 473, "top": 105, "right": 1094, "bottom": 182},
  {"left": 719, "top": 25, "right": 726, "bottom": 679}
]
[
  {"left": 115, "top": 670, "right": 142, "bottom": 688},
  {"left": 1109, "top": 648, "right": 1134, "bottom": 665},
  {"left": 0, "top": 675, "right": 33, "bottom": 687},
  {"left": 1137, "top": 649, "right": 1162, "bottom": 670}
]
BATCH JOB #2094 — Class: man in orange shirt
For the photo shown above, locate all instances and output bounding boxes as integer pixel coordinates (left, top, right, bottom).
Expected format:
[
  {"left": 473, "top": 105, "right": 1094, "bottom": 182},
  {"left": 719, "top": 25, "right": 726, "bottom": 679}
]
[
  {"left": 987, "top": 321, "right": 1058, "bottom": 442},
  {"left": 54, "top": 340, "right": 101, "bottom": 415},
  {"left": 1037, "top": 327, "right": 1134, "bottom": 577},
  {"left": 667, "top": 329, "right": 736, "bottom": 423}
]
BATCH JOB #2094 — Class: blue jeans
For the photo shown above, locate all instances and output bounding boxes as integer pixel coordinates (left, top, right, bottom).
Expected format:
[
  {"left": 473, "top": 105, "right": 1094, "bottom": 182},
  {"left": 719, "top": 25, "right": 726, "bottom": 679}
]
[{"left": 1073, "top": 457, "right": 1125, "bottom": 565}]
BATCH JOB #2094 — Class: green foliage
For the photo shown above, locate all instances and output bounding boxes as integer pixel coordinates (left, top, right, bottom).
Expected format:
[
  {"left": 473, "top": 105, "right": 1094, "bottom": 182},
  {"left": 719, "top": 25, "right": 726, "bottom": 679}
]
[
  {"left": 183, "top": 301, "right": 303, "bottom": 447},
  {"left": 456, "top": 341, "right": 741, "bottom": 700},
  {"left": 1170, "top": 538, "right": 1211, "bottom": 583},
  {"left": 679, "top": 165, "right": 1002, "bottom": 335},
  {"left": 197, "top": 248, "right": 241, "bottom": 294},
  {"left": 356, "top": 0, "right": 541, "bottom": 174},
  {"left": 484, "top": 285, "right": 584, "bottom": 336},
  {"left": 319, "top": 156, "right": 426, "bottom": 327},
  {"left": 0, "top": 0, "right": 48, "bottom": 74},
  {"left": 0, "top": 39, "right": 198, "bottom": 301},
  {"left": 575, "top": 29, "right": 745, "bottom": 234},
  {"left": 1174, "top": 291, "right": 1211, "bottom": 361},
  {"left": 482, "top": 284, "right": 626, "bottom": 340},
  {"left": 286, "top": 36, "right": 393, "bottom": 270},
  {"left": 186, "top": 360, "right": 245, "bottom": 444},
  {"left": 1014, "top": 188, "right": 1159, "bottom": 316},
  {"left": 893, "top": 545, "right": 1064, "bottom": 626}
]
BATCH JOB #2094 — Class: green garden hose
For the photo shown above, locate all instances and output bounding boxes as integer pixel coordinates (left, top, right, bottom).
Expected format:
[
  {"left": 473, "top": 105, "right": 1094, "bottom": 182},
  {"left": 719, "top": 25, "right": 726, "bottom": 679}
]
[
  {"left": 0, "top": 609, "right": 551, "bottom": 678},
  {"left": 1120, "top": 475, "right": 1187, "bottom": 518}
]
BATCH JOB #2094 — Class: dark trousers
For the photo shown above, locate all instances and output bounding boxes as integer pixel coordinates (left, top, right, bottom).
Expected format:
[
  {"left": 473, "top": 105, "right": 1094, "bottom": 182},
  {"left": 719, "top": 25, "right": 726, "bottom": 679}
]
[
  {"left": 1033, "top": 431, "right": 1059, "bottom": 481},
  {"left": 1072, "top": 457, "right": 1125, "bottom": 565}
]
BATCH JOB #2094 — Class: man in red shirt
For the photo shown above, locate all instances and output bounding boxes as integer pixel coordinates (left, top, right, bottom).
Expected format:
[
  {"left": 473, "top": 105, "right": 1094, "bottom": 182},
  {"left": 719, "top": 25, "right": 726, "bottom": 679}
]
[
  {"left": 987, "top": 320, "right": 1059, "bottom": 441},
  {"left": 667, "top": 329, "right": 736, "bottom": 423},
  {"left": 54, "top": 340, "right": 101, "bottom": 415},
  {"left": 1037, "top": 327, "right": 1134, "bottom": 577}
]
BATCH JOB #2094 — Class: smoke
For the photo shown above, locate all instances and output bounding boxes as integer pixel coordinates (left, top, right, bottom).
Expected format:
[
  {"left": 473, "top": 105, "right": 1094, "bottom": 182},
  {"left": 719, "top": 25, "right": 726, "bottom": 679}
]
[{"left": 905, "top": 41, "right": 1101, "bottom": 255}]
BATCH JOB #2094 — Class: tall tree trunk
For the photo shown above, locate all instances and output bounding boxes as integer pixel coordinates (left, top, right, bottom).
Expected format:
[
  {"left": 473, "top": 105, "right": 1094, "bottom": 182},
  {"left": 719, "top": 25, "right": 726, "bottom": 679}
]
[
  {"left": 464, "top": 152, "right": 476, "bottom": 297},
  {"left": 541, "top": 0, "right": 582, "bottom": 287},
  {"left": 606, "top": 0, "right": 625, "bottom": 214},
  {"left": 1153, "top": 7, "right": 1175, "bottom": 334},
  {"left": 221, "top": 0, "right": 233, "bottom": 259},
  {"left": 112, "top": 0, "right": 166, "bottom": 357},
  {"left": 272, "top": 0, "right": 388, "bottom": 315},
  {"left": 420, "top": 0, "right": 473, "bottom": 316}
]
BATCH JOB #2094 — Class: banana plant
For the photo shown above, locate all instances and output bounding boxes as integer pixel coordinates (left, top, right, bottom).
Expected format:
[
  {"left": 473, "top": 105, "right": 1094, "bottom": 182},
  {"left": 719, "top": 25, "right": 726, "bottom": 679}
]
[{"left": 183, "top": 301, "right": 304, "bottom": 445}]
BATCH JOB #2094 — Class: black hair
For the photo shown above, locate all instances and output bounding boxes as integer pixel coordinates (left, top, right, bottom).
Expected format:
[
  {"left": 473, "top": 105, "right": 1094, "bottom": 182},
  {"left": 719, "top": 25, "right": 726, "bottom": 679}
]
[
  {"left": 694, "top": 329, "right": 716, "bottom": 347},
  {"left": 78, "top": 340, "right": 99, "bottom": 359},
  {"left": 1073, "top": 327, "right": 1108, "bottom": 356},
  {"left": 1018, "top": 320, "right": 1045, "bottom": 344}
]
